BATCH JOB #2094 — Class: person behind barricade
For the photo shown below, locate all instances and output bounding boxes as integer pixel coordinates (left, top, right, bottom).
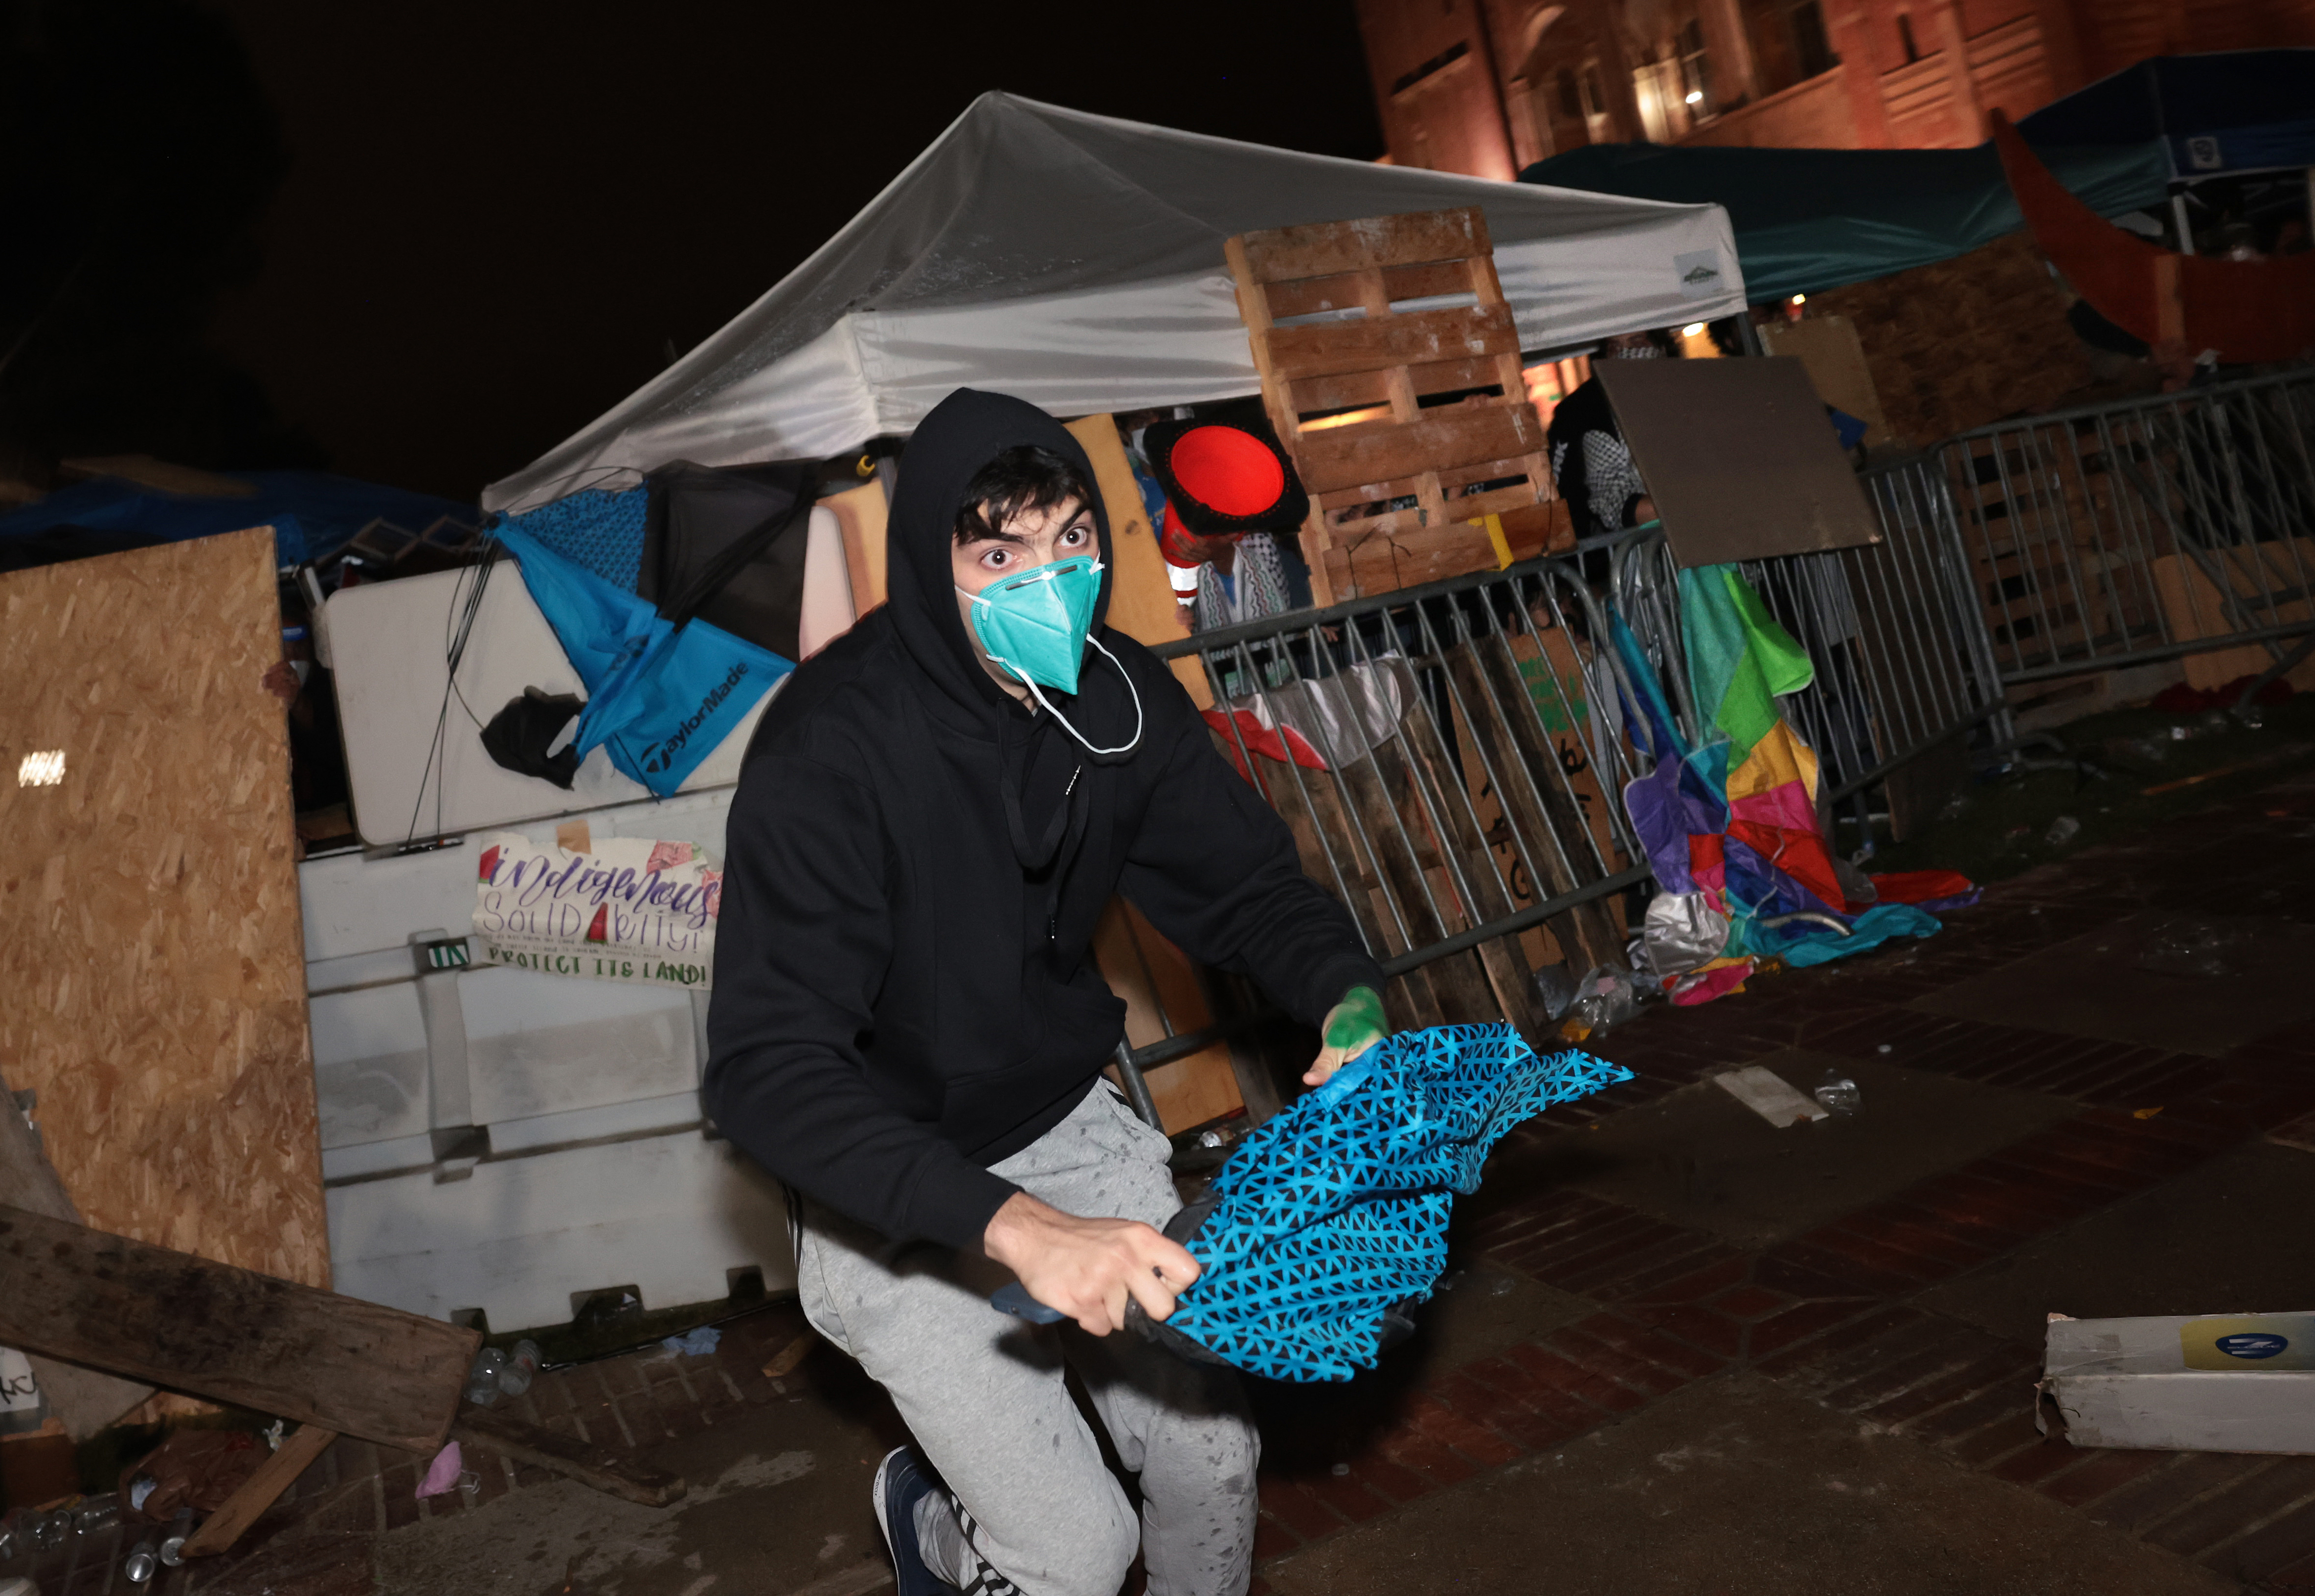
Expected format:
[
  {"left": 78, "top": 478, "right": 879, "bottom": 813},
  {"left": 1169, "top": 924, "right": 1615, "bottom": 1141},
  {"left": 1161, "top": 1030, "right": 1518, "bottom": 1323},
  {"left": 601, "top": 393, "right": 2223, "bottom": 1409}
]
[
  {"left": 1546, "top": 326, "right": 1679, "bottom": 544},
  {"left": 1134, "top": 410, "right": 1313, "bottom": 634},
  {"left": 703, "top": 388, "right": 1389, "bottom": 1596}
]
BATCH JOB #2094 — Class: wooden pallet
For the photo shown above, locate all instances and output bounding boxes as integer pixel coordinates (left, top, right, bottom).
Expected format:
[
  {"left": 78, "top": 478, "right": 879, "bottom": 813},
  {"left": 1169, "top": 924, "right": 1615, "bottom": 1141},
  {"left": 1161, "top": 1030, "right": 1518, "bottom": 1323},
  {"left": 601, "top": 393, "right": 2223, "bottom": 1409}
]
[{"left": 1225, "top": 207, "right": 1559, "bottom": 604}]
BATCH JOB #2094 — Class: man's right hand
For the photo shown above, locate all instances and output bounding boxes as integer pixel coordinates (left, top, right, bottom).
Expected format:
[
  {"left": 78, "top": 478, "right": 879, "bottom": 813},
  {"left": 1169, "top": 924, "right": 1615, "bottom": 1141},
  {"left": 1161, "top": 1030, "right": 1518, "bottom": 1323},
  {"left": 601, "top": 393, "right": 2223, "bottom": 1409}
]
[{"left": 982, "top": 1191, "right": 1199, "bottom": 1337}]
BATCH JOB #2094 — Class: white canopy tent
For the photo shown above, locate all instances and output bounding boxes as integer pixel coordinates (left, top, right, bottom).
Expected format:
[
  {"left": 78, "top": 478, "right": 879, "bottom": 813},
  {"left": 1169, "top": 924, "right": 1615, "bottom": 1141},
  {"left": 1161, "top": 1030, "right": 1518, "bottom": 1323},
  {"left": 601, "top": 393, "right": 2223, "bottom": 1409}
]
[{"left": 485, "top": 92, "right": 1746, "bottom": 513}]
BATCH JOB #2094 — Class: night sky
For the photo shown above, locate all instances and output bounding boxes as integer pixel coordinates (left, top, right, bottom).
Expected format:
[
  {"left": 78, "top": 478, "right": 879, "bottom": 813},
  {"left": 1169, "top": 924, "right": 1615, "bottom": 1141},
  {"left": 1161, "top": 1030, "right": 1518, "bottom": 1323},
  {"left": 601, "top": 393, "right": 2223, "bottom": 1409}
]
[{"left": 195, "top": 1, "right": 1383, "bottom": 504}]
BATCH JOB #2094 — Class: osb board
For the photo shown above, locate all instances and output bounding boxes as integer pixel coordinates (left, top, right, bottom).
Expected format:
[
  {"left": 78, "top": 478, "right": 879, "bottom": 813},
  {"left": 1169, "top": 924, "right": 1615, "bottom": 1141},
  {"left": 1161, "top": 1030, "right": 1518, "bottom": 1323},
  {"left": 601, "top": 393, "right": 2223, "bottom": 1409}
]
[
  {"left": 1806, "top": 232, "right": 2092, "bottom": 448},
  {"left": 2151, "top": 541, "right": 2315, "bottom": 693},
  {"left": 1065, "top": 415, "right": 1212, "bottom": 709},
  {"left": 1760, "top": 315, "right": 1892, "bottom": 446},
  {"left": 0, "top": 528, "right": 328, "bottom": 1290},
  {"left": 1091, "top": 897, "right": 1242, "bottom": 1134}
]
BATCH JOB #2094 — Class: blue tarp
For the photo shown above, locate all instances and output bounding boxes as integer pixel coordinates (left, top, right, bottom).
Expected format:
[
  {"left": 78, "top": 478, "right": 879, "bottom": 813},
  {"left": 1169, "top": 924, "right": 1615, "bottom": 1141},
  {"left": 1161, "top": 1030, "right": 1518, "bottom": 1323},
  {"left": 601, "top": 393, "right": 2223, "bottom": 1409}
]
[
  {"left": 1521, "top": 138, "right": 2169, "bottom": 302},
  {"left": 0, "top": 469, "right": 476, "bottom": 568},
  {"left": 494, "top": 526, "right": 793, "bottom": 797},
  {"left": 2019, "top": 49, "right": 2315, "bottom": 178}
]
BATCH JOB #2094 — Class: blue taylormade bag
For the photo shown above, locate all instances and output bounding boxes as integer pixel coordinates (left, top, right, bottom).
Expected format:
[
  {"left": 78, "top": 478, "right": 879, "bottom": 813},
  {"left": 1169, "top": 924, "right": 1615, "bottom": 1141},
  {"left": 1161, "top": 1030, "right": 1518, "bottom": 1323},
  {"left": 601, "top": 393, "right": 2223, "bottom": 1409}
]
[{"left": 496, "top": 525, "right": 792, "bottom": 797}]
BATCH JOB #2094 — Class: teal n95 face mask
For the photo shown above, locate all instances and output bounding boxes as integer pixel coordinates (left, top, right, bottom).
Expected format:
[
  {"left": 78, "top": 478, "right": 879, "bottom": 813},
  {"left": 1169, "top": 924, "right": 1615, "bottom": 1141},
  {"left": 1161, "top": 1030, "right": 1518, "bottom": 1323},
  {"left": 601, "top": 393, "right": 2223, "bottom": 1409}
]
[
  {"left": 961, "top": 554, "right": 1102, "bottom": 693},
  {"left": 958, "top": 554, "right": 1142, "bottom": 756}
]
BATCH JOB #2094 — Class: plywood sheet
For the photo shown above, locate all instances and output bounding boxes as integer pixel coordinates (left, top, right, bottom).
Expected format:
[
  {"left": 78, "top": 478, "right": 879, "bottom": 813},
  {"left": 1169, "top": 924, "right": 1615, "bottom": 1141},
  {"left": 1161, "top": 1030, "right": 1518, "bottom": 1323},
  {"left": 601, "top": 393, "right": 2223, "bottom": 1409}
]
[
  {"left": 2151, "top": 541, "right": 2315, "bottom": 694},
  {"left": 0, "top": 528, "right": 329, "bottom": 1289},
  {"left": 1597, "top": 356, "right": 1884, "bottom": 568},
  {"left": 1064, "top": 415, "right": 1212, "bottom": 709}
]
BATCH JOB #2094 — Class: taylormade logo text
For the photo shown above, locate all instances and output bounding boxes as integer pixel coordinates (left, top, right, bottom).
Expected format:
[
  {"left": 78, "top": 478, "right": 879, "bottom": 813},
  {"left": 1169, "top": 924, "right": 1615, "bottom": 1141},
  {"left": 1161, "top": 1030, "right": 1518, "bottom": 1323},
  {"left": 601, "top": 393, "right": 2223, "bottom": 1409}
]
[{"left": 643, "top": 663, "right": 749, "bottom": 774}]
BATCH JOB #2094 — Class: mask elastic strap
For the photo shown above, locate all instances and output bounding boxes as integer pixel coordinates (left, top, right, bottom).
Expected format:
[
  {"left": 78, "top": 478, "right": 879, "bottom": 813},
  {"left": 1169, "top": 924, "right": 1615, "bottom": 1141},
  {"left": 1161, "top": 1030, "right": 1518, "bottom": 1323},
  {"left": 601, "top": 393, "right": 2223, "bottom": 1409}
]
[{"left": 1015, "top": 634, "right": 1143, "bottom": 759}]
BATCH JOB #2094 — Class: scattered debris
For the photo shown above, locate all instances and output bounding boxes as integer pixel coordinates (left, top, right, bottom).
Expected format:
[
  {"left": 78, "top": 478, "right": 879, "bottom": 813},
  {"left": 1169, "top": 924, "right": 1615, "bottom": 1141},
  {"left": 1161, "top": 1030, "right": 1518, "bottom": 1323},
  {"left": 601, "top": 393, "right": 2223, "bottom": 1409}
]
[
  {"left": 1712, "top": 1066, "right": 1829, "bottom": 1128},
  {"left": 1813, "top": 1069, "right": 1862, "bottom": 1117},
  {"left": 662, "top": 1326, "right": 722, "bottom": 1358}
]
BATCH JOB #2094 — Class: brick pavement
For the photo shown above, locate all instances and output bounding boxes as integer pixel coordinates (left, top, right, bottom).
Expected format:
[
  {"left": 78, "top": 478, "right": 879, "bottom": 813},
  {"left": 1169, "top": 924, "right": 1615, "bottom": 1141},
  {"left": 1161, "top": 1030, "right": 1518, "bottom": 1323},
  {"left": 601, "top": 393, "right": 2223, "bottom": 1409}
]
[
  {"left": 1237, "top": 776, "right": 2315, "bottom": 1595},
  {"left": 29, "top": 776, "right": 2308, "bottom": 1596}
]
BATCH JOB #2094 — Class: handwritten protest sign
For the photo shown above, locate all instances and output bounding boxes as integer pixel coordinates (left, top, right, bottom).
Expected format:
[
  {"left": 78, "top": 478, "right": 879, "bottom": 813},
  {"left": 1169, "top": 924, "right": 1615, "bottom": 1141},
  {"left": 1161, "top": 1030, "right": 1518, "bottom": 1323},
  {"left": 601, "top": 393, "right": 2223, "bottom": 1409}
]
[{"left": 472, "top": 831, "right": 720, "bottom": 990}]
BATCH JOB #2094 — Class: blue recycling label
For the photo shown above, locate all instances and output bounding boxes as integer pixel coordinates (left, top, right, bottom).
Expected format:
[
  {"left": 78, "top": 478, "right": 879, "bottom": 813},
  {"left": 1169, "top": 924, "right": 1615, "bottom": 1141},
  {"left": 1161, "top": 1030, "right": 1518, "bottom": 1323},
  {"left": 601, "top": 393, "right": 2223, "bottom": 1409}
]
[{"left": 2217, "top": 1333, "right": 2290, "bottom": 1360}]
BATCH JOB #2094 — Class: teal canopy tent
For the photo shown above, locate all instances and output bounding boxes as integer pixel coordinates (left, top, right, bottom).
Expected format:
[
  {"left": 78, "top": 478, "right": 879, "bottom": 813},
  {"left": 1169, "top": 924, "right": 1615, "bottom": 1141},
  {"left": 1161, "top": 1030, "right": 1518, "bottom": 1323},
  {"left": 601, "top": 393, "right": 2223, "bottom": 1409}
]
[{"left": 1521, "top": 138, "right": 2169, "bottom": 303}]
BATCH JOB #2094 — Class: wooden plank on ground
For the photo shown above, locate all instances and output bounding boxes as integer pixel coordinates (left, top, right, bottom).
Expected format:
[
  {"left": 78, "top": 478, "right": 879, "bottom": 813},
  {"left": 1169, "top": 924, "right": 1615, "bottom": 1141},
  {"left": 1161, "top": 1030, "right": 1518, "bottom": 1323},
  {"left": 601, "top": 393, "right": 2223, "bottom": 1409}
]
[
  {"left": 179, "top": 1422, "right": 338, "bottom": 1558},
  {"left": 0, "top": 1203, "right": 475, "bottom": 1454},
  {"left": 451, "top": 1403, "right": 686, "bottom": 1507},
  {"left": 0, "top": 1071, "right": 153, "bottom": 1439}
]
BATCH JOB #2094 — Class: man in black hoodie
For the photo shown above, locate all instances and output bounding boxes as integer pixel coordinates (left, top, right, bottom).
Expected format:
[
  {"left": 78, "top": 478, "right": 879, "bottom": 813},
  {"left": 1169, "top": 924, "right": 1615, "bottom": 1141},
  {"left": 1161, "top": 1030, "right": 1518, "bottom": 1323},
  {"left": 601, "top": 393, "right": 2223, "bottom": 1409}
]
[{"left": 705, "top": 390, "right": 1386, "bottom": 1596}]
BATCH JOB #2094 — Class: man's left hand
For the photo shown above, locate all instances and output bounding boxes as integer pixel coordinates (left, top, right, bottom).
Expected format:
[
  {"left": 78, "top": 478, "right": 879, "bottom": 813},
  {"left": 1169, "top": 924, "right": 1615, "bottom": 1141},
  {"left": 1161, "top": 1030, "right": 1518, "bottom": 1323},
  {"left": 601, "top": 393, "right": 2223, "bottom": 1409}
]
[{"left": 1305, "top": 985, "right": 1387, "bottom": 1087}]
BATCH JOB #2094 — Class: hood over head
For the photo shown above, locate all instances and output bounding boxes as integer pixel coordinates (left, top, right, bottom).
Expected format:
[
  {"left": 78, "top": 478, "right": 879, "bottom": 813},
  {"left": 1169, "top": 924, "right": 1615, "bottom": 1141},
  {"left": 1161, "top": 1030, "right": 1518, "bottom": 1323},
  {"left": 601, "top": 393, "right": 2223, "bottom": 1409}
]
[{"left": 884, "top": 388, "right": 1114, "bottom": 723}]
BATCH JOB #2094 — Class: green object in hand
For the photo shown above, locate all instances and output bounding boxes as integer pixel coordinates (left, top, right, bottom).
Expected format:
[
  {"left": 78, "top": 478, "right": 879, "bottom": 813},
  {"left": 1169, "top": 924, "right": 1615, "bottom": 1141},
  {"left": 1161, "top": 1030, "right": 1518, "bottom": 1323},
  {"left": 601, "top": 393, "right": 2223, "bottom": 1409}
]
[{"left": 1324, "top": 985, "right": 1387, "bottom": 1053}]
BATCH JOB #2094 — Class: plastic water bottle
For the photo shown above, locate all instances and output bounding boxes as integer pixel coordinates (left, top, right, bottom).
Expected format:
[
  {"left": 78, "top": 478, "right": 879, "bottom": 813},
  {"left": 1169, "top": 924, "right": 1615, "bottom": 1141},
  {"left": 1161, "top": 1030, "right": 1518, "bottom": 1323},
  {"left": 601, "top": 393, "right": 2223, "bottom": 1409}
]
[
  {"left": 497, "top": 1339, "right": 541, "bottom": 1397},
  {"left": 1814, "top": 1068, "right": 1861, "bottom": 1117},
  {"left": 464, "top": 1347, "right": 507, "bottom": 1407}
]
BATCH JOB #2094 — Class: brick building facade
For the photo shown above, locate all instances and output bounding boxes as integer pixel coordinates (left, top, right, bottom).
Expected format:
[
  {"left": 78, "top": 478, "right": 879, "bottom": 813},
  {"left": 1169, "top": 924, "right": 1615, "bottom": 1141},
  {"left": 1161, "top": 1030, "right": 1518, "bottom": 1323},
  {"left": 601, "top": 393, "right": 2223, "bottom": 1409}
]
[{"left": 1358, "top": 0, "right": 2315, "bottom": 174}]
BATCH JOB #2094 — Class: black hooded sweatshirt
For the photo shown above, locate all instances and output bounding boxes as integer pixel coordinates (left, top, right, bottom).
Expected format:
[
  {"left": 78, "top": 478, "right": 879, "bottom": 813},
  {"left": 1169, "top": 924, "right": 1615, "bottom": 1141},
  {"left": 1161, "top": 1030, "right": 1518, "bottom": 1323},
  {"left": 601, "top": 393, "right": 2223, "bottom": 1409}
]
[{"left": 702, "top": 390, "right": 1383, "bottom": 1251}]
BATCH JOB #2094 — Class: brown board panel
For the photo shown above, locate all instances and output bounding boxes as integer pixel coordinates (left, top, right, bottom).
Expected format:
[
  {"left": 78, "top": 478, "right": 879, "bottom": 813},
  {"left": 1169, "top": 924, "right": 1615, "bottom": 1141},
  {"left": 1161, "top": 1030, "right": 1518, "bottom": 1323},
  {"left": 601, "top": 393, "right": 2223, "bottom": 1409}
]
[
  {"left": 0, "top": 528, "right": 329, "bottom": 1290},
  {"left": 1293, "top": 405, "right": 1546, "bottom": 496},
  {"left": 0, "top": 1202, "right": 474, "bottom": 1454},
  {"left": 1596, "top": 357, "right": 1884, "bottom": 568}
]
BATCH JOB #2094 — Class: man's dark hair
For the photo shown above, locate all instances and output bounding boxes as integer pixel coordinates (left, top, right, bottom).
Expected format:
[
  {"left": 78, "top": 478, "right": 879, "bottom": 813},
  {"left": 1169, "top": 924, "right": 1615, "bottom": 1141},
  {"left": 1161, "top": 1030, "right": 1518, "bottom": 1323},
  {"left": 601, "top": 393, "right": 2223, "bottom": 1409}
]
[{"left": 953, "top": 444, "right": 1094, "bottom": 545}]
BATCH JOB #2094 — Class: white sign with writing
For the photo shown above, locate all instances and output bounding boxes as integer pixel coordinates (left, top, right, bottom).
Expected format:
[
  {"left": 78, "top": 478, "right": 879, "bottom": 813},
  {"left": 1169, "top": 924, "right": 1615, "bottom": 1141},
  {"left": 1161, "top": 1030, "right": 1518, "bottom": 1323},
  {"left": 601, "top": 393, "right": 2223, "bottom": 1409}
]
[{"left": 472, "top": 831, "right": 720, "bottom": 990}]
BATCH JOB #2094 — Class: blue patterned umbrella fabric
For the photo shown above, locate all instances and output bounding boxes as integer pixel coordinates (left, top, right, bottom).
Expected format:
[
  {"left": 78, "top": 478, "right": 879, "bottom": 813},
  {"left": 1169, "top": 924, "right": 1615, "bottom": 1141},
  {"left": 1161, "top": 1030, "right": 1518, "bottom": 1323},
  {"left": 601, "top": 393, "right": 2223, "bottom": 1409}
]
[{"left": 1161, "top": 1025, "right": 1632, "bottom": 1382}]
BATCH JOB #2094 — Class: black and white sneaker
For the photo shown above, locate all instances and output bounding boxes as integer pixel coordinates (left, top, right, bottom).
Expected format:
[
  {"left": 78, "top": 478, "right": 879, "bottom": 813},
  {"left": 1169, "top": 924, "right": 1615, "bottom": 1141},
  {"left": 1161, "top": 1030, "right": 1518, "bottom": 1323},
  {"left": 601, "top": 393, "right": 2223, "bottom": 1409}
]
[{"left": 872, "top": 1446, "right": 963, "bottom": 1596}]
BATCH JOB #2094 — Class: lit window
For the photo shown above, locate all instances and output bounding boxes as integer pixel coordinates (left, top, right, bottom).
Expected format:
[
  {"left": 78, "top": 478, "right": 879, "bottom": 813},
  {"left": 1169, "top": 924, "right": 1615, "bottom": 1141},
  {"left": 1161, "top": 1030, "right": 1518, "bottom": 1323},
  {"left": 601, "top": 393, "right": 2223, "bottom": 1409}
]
[{"left": 18, "top": 751, "right": 64, "bottom": 787}]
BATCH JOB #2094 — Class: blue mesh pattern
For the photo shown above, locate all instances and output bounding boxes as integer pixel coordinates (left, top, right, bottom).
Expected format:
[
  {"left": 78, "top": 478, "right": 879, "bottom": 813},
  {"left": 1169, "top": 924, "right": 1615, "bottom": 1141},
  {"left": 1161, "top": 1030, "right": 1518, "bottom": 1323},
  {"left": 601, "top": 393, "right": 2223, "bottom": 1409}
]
[
  {"left": 1165, "top": 1027, "right": 1632, "bottom": 1383},
  {"left": 495, "top": 487, "right": 650, "bottom": 593}
]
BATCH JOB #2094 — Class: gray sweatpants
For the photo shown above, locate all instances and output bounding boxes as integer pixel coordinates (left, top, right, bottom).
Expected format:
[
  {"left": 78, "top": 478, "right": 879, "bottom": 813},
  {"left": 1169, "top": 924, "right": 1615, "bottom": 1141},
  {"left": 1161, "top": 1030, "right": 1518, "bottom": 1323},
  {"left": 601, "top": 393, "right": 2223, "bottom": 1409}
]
[{"left": 795, "top": 1084, "right": 1260, "bottom": 1596}]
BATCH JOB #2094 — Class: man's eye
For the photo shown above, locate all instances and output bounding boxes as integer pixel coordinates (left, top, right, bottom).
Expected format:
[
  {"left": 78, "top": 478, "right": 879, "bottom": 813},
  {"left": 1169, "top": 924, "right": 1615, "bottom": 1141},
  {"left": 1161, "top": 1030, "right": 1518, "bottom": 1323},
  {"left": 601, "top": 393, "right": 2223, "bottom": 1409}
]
[{"left": 1063, "top": 525, "right": 1090, "bottom": 544}]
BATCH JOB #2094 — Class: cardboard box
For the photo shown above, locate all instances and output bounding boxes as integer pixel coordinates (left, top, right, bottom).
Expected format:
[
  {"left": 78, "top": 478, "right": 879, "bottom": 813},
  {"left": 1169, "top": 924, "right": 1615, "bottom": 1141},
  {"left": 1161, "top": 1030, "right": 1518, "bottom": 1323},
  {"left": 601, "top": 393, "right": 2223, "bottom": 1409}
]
[{"left": 2045, "top": 1312, "right": 2315, "bottom": 1453}]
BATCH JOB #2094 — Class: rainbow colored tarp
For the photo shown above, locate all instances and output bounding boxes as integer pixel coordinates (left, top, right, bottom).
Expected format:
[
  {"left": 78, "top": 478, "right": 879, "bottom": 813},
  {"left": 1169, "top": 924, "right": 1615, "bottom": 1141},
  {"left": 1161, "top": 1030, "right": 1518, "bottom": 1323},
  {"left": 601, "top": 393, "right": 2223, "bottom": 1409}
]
[{"left": 1617, "top": 566, "right": 1940, "bottom": 1004}]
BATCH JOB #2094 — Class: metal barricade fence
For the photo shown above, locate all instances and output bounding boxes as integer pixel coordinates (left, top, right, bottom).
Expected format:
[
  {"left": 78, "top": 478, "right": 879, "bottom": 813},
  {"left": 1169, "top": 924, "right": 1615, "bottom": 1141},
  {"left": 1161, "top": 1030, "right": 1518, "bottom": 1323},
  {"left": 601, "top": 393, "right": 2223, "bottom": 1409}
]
[
  {"left": 1131, "top": 556, "right": 1651, "bottom": 1065},
  {"left": 1104, "top": 372, "right": 2315, "bottom": 1125},
  {"left": 1111, "top": 505, "right": 2006, "bottom": 1121},
  {"left": 1609, "top": 462, "right": 2011, "bottom": 841},
  {"left": 1935, "top": 370, "right": 2315, "bottom": 692}
]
